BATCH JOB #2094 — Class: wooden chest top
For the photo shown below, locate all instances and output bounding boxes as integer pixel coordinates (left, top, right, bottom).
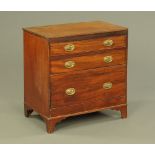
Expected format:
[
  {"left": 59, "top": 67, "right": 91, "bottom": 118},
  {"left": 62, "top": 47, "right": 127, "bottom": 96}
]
[{"left": 23, "top": 21, "right": 127, "bottom": 42}]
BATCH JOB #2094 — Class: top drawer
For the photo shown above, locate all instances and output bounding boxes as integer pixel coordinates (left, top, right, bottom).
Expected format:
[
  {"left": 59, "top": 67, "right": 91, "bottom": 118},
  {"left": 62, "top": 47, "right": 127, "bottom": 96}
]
[{"left": 50, "top": 35, "right": 127, "bottom": 56}]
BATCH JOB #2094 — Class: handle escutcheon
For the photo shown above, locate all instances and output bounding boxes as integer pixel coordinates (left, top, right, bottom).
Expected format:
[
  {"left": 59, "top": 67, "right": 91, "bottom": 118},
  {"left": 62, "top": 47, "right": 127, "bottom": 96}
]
[
  {"left": 65, "top": 88, "right": 76, "bottom": 96},
  {"left": 64, "top": 61, "right": 75, "bottom": 69},
  {"left": 103, "top": 82, "right": 113, "bottom": 89},
  {"left": 64, "top": 44, "right": 75, "bottom": 52},
  {"left": 104, "top": 56, "right": 113, "bottom": 63},
  {"left": 103, "top": 39, "right": 114, "bottom": 47}
]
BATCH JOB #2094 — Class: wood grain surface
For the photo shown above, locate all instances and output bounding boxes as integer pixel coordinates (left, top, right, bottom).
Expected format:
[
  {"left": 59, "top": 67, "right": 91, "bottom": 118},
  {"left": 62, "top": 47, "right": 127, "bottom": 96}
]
[
  {"left": 51, "top": 98, "right": 126, "bottom": 117},
  {"left": 50, "top": 65, "right": 126, "bottom": 107},
  {"left": 24, "top": 31, "right": 50, "bottom": 116},
  {"left": 23, "top": 21, "right": 127, "bottom": 42},
  {"left": 50, "top": 49, "right": 126, "bottom": 74},
  {"left": 50, "top": 35, "right": 127, "bottom": 56},
  {"left": 23, "top": 21, "right": 128, "bottom": 133}
]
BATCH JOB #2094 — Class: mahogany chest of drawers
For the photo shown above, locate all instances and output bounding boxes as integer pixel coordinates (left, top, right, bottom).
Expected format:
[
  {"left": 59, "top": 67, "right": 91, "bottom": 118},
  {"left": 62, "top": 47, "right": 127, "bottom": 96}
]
[{"left": 23, "top": 21, "right": 128, "bottom": 133}]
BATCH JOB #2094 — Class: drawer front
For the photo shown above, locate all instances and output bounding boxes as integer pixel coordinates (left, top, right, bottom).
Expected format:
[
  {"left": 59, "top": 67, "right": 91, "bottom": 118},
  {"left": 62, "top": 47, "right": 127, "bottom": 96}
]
[
  {"left": 50, "top": 65, "right": 126, "bottom": 108},
  {"left": 50, "top": 35, "right": 127, "bottom": 56},
  {"left": 50, "top": 49, "right": 126, "bottom": 74}
]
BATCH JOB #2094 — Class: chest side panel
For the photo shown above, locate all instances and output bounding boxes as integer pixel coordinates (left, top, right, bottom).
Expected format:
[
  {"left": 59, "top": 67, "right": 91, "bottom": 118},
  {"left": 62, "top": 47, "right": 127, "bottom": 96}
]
[{"left": 24, "top": 31, "right": 50, "bottom": 116}]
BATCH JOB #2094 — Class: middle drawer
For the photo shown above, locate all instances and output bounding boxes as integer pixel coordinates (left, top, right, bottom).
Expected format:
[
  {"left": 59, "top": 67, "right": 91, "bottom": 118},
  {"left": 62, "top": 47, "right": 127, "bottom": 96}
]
[{"left": 50, "top": 49, "right": 126, "bottom": 74}]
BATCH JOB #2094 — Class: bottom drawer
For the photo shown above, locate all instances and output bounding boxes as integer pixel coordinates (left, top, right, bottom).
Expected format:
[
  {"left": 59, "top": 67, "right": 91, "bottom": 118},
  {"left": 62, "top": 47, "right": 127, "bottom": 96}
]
[
  {"left": 50, "top": 65, "right": 126, "bottom": 108},
  {"left": 51, "top": 96, "right": 126, "bottom": 117}
]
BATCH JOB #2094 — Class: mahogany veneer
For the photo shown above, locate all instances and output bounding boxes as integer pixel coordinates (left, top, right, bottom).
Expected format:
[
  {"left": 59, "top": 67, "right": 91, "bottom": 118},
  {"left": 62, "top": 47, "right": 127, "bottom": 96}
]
[{"left": 23, "top": 21, "right": 128, "bottom": 133}]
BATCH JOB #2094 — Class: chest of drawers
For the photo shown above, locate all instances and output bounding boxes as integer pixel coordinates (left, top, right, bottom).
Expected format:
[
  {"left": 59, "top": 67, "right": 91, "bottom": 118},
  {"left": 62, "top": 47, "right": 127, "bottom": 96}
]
[{"left": 23, "top": 21, "right": 128, "bottom": 133}]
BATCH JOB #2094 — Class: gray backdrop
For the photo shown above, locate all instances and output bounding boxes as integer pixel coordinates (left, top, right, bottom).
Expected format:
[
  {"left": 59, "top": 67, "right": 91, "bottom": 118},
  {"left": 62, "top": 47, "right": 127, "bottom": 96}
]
[{"left": 0, "top": 12, "right": 155, "bottom": 143}]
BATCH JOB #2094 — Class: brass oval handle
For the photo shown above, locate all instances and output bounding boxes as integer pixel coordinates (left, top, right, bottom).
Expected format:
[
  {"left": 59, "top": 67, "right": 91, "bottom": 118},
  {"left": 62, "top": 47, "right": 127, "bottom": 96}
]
[
  {"left": 64, "top": 44, "right": 75, "bottom": 52},
  {"left": 64, "top": 61, "right": 75, "bottom": 69},
  {"left": 104, "top": 56, "right": 113, "bottom": 63},
  {"left": 103, "top": 39, "right": 113, "bottom": 46},
  {"left": 65, "top": 88, "right": 76, "bottom": 96},
  {"left": 103, "top": 82, "right": 113, "bottom": 89}
]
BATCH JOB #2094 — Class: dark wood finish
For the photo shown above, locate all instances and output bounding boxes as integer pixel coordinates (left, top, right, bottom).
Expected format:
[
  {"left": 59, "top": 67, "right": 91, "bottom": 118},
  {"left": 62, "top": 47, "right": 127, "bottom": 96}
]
[
  {"left": 42, "top": 117, "right": 66, "bottom": 133},
  {"left": 24, "top": 31, "right": 50, "bottom": 116},
  {"left": 50, "top": 65, "right": 126, "bottom": 107},
  {"left": 50, "top": 49, "right": 126, "bottom": 74},
  {"left": 51, "top": 98, "right": 126, "bottom": 117},
  {"left": 24, "top": 104, "right": 33, "bottom": 117},
  {"left": 112, "top": 104, "right": 127, "bottom": 118},
  {"left": 50, "top": 35, "right": 127, "bottom": 56},
  {"left": 23, "top": 21, "right": 127, "bottom": 42},
  {"left": 120, "top": 105, "right": 127, "bottom": 118},
  {"left": 23, "top": 21, "right": 128, "bottom": 133}
]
